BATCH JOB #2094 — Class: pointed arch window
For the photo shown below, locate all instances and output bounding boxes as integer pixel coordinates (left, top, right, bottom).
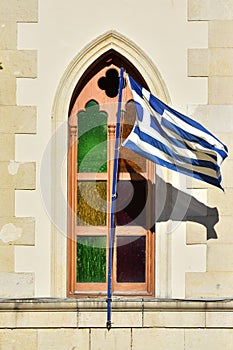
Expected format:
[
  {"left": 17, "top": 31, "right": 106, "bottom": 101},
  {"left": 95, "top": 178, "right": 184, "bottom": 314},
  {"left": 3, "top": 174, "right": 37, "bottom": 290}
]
[{"left": 68, "top": 55, "right": 155, "bottom": 297}]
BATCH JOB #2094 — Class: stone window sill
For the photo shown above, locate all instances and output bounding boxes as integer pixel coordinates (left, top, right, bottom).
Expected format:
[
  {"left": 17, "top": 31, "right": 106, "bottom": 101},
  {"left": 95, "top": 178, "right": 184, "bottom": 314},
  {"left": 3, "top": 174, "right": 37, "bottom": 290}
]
[{"left": 0, "top": 298, "right": 233, "bottom": 328}]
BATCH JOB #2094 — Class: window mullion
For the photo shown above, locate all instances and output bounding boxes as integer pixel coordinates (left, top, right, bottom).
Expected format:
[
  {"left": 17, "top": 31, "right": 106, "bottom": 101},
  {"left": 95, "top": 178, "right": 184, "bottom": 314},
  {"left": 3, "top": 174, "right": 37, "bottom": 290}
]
[{"left": 107, "top": 123, "right": 117, "bottom": 291}]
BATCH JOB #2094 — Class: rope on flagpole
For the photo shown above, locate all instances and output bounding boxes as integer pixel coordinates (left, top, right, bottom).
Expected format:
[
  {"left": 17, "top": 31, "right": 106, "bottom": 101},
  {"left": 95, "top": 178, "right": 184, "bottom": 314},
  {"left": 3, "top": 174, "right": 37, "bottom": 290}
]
[{"left": 106, "top": 67, "right": 124, "bottom": 330}]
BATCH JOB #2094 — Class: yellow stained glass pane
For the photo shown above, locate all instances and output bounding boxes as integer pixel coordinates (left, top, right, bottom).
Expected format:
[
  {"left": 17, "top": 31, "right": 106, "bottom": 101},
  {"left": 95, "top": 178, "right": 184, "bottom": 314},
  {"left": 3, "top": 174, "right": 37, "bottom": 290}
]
[{"left": 77, "top": 181, "right": 107, "bottom": 226}]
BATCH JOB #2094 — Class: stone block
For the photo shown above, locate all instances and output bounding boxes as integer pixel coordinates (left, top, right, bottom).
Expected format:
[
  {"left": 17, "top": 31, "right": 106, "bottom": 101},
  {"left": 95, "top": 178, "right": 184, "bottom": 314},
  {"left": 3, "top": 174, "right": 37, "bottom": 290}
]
[
  {"left": 216, "top": 133, "right": 233, "bottom": 159},
  {"left": 0, "top": 50, "right": 37, "bottom": 78},
  {"left": 0, "top": 246, "right": 14, "bottom": 271},
  {"left": 112, "top": 311, "right": 142, "bottom": 327},
  {"left": 0, "top": 217, "right": 35, "bottom": 245},
  {"left": 0, "top": 329, "right": 37, "bottom": 350},
  {"left": 78, "top": 311, "right": 106, "bottom": 328},
  {"left": 208, "top": 188, "right": 233, "bottom": 216},
  {"left": 188, "top": 49, "right": 208, "bottom": 77},
  {"left": 0, "top": 161, "right": 36, "bottom": 189},
  {"left": 143, "top": 311, "right": 205, "bottom": 327},
  {"left": 38, "top": 329, "right": 89, "bottom": 350},
  {"left": 208, "top": 216, "right": 233, "bottom": 244},
  {"left": 0, "top": 272, "right": 34, "bottom": 298},
  {"left": 209, "top": 77, "right": 233, "bottom": 104},
  {"left": 206, "top": 312, "right": 233, "bottom": 328},
  {"left": 0, "top": 134, "right": 15, "bottom": 161},
  {"left": 187, "top": 104, "right": 233, "bottom": 133},
  {"left": 0, "top": 312, "right": 16, "bottom": 328},
  {"left": 0, "top": 0, "right": 38, "bottom": 22},
  {"left": 16, "top": 311, "right": 77, "bottom": 328},
  {"left": 186, "top": 205, "right": 219, "bottom": 242},
  {"left": 188, "top": 188, "right": 208, "bottom": 207},
  {"left": 14, "top": 162, "right": 36, "bottom": 189},
  {"left": 91, "top": 329, "right": 131, "bottom": 350},
  {"left": 186, "top": 177, "right": 210, "bottom": 189},
  {"left": 209, "top": 48, "right": 233, "bottom": 76},
  {"left": 0, "top": 21, "right": 17, "bottom": 49},
  {"left": 221, "top": 160, "right": 233, "bottom": 187},
  {"left": 0, "top": 189, "right": 14, "bottom": 217},
  {"left": 185, "top": 329, "right": 233, "bottom": 350},
  {"left": 188, "top": 0, "right": 233, "bottom": 21},
  {"left": 0, "top": 106, "right": 37, "bottom": 133},
  {"left": 132, "top": 328, "right": 184, "bottom": 350},
  {"left": 0, "top": 73, "right": 16, "bottom": 105},
  {"left": 209, "top": 20, "right": 233, "bottom": 48},
  {"left": 207, "top": 244, "right": 233, "bottom": 271},
  {"left": 78, "top": 308, "right": 142, "bottom": 328},
  {"left": 186, "top": 272, "right": 233, "bottom": 298},
  {"left": 186, "top": 222, "right": 207, "bottom": 245}
]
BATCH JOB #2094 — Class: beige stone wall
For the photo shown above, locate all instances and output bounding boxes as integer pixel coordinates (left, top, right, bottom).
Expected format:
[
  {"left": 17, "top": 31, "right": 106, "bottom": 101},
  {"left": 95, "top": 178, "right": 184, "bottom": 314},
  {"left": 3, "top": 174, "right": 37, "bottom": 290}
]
[
  {"left": 1, "top": 299, "right": 233, "bottom": 349},
  {"left": 0, "top": 0, "right": 232, "bottom": 298},
  {"left": 186, "top": 0, "right": 233, "bottom": 298},
  {"left": 0, "top": 0, "right": 206, "bottom": 297},
  {"left": 0, "top": 0, "right": 37, "bottom": 297},
  {"left": 1, "top": 0, "right": 233, "bottom": 348}
]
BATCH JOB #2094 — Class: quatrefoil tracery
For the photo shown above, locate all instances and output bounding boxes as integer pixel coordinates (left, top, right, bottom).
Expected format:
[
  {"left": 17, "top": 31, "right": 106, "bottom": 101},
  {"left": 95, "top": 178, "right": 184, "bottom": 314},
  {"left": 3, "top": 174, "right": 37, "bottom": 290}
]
[{"left": 98, "top": 68, "right": 126, "bottom": 98}]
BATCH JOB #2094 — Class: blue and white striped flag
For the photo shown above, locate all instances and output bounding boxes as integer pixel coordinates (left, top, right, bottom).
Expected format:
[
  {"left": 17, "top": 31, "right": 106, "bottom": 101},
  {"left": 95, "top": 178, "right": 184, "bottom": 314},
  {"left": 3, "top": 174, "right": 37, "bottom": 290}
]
[{"left": 122, "top": 75, "right": 228, "bottom": 190}]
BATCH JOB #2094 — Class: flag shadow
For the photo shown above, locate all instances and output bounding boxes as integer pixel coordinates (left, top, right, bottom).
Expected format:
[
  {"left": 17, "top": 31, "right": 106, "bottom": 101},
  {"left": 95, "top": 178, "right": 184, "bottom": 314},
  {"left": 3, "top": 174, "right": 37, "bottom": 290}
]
[
  {"left": 156, "top": 175, "right": 219, "bottom": 240},
  {"left": 116, "top": 161, "right": 219, "bottom": 240}
]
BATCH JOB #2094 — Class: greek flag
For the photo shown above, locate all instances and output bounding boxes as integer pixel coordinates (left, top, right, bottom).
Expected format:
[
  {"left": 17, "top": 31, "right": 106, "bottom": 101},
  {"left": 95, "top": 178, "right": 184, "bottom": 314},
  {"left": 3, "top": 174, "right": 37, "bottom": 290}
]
[{"left": 123, "top": 75, "right": 228, "bottom": 190}]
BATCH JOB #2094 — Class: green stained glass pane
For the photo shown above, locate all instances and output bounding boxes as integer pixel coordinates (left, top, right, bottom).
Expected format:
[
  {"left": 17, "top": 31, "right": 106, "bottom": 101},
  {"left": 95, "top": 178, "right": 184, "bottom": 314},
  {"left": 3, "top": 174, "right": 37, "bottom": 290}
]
[
  {"left": 78, "top": 100, "right": 107, "bottom": 173},
  {"left": 77, "top": 181, "right": 107, "bottom": 226},
  {"left": 77, "top": 236, "right": 106, "bottom": 283}
]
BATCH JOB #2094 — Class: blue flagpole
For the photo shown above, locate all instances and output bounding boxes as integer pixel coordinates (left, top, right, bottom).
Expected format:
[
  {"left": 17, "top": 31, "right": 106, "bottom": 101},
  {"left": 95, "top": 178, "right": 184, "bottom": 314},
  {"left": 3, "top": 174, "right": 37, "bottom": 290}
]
[{"left": 106, "top": 67, "right": 124, "bottom": 330}]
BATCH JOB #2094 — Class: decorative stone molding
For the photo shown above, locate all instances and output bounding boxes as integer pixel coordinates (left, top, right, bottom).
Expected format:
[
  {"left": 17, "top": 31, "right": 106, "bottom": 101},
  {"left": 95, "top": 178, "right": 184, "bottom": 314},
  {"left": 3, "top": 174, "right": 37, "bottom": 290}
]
[{"left": 51, "top": 30, "right": 171, "bottom": 298}]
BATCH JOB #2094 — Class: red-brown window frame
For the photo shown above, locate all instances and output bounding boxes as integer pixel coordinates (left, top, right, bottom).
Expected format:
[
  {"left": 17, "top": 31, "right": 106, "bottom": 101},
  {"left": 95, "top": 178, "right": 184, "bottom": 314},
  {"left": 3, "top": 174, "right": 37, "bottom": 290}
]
[{"left": 67, "top": 64, "right": 155, "bottom": 298}]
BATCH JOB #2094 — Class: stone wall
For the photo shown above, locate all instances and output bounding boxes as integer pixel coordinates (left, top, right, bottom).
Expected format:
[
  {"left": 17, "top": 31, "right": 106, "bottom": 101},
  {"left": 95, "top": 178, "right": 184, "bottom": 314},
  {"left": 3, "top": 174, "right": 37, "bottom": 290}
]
[
  {"left": 0, "top": 0, "right": 233, "bottom": 348},
  {"left": 1, "top": 299, "right": 233, "bottom": 349},
  {"left": 186, "top": 0, "right": 233, "bottom": 298},
  {"left": 0, "top": 0, "right": 37, "bottom": 297}
]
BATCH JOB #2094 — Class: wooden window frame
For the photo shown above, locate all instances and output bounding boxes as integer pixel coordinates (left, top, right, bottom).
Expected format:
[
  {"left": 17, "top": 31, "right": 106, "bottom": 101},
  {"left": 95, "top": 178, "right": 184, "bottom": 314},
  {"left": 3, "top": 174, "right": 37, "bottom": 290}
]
[{"left": 67, "top": 66, "right": 155, "bottom": 298}]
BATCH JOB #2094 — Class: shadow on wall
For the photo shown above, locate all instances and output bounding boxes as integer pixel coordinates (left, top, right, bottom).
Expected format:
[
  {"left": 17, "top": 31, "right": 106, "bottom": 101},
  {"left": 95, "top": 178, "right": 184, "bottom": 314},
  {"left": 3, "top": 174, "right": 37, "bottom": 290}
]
[
  {"left": 156, "top": 175, "right": 219, "bottom": 240},
  {"left": 116, "top": 161, "right": 219, "bottom": 240}
]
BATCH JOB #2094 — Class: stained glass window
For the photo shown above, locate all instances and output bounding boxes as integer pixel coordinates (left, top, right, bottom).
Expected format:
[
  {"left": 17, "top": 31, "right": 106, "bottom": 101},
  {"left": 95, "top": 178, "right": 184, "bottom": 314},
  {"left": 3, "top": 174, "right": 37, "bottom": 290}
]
[
  {"left": 78, "top": 100, "right": 107, "bottom": 173},
  {"left": 68, "top": 64, "right": 155, "bottom": 297},
  {"left": 116, "top": 180, "right": 147, "bottom": 227},
  {"left": 77, "top": 181, "right": 107, "bottom": 226},
  {"left": 116, "top": 236, "right": 146, "bottom": 283},
  {"left": 77, "top": 236, "right": 106, "bottom": 283}
]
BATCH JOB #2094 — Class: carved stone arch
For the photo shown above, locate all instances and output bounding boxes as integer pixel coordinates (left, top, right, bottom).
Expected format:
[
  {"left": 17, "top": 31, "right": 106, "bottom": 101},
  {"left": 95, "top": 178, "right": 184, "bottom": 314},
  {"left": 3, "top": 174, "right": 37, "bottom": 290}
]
[
  {"left": 52, "top": 30, "right": 170, "bottom": 123},
  {"left": 50, "top": 30, "right": 171, "bottom": 297}
]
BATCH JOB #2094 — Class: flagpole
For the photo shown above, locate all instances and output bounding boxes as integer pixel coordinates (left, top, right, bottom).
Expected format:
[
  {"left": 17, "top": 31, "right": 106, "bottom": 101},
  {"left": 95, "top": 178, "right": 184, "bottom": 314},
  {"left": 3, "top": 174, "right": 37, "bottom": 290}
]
[{"left": 106, "top": 67, "right": 124, "bottom": 330}]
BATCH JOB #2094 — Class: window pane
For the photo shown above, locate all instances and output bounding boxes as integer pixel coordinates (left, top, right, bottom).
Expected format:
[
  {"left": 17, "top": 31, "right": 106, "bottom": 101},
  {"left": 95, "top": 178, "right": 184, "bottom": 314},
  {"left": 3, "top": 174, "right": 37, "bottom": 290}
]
[
  {"left": 116, "top": 236, "right": 146, "bottom": 282},
  {"left": 77, "top": 181, "right": 107, "bottom": 226},
  {"left": 77, "top": 236, "right": 106, "bottom": 283},
  {"left": 118, "top": 152, "right": 146, "bottom": 173},
  {"left": 116, "top": 180, "right": 147, "bottom": 227},
  {"left": 78, "top": 100, "right": 107, "bottom": 173}
]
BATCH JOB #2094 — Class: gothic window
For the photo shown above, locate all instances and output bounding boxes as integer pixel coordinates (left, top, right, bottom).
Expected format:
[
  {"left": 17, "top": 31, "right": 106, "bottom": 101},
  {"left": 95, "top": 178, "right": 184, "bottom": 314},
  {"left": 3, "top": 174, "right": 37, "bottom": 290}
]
[{"left": 68, "top": 56, "right": 155, "bottom": 297}]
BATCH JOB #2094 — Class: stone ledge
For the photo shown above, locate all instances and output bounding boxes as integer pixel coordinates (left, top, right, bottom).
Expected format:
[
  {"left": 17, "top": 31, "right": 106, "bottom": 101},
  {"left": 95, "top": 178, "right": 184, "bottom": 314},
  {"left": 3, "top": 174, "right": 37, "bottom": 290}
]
[
  {"left": 0, "top": 298, "right": 233, "bottom": 312},
  {"left": 1, "top": 298, "right": 233, "bottom": 329}
]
